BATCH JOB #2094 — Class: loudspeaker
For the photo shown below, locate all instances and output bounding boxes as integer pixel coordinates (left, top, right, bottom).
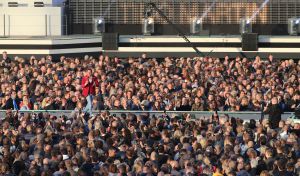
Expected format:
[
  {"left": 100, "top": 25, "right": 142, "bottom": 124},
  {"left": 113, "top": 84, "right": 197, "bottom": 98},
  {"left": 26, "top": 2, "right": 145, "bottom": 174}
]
[
  {"left": 102, "top": 33, "right": 119, "bottom": 50},
  {"left": 242, "top": 33, "right": 258, "bottom": 51}
]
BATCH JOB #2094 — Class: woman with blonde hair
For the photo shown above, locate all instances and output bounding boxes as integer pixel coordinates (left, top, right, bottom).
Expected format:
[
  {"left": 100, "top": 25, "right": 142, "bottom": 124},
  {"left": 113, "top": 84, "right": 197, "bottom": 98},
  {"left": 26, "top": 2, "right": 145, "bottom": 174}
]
[{"left": 19, "top": 95, "right": 32, "bottom": 110}]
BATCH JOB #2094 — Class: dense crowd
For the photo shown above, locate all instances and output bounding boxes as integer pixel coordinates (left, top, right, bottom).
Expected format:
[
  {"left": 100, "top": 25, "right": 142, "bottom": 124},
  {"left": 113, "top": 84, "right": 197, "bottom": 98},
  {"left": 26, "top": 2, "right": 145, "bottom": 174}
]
[
  {"left": 0, "top": 110, "right": 299, "bottom": 176},
  {"left": 0, "top": 52, "right": 299, "bottom": 175},
  {"left": 0, "top": 51, "right": 299, "bottom": 113}
]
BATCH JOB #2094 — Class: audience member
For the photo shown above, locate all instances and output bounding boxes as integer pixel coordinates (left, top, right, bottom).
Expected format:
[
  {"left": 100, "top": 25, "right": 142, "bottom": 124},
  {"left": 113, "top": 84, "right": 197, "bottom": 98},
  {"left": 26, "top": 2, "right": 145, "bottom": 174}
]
[{"left": 0, "top": 54, "right": 298, "bottom": 113}]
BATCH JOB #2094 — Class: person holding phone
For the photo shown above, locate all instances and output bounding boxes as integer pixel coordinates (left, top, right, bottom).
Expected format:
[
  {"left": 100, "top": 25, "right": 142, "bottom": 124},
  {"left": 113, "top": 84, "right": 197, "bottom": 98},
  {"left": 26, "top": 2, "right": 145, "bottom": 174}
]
[{"left": 81, "top": 68, "right": 99, "bottom": 115}]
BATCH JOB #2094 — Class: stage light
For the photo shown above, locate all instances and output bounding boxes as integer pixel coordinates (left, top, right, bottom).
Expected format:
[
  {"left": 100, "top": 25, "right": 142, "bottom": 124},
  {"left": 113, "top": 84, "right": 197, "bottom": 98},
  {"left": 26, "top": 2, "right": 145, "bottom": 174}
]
[
  {"left": 288, "top": 18, "right": 299, "bottom": 36},
  {"left": 8, "top": 2, "right": 18, "bottom": 7},
  {"left": 190, "top": 17, "right": 203, "bottom": 35},
  {"left": 240, "top": 18, "right": 252, "bottom": 34},
  {"left": 147, "top": 18, "right": 154, "bottom": 24},
  {"left": 34, "top": 2, "right": 45, "bottom": 7},
  {"left": 142, "top": 17, "right": 154, "bottom": 35},
  {"left": 94, "top": 17, "right": 105, "bottom": 34}
]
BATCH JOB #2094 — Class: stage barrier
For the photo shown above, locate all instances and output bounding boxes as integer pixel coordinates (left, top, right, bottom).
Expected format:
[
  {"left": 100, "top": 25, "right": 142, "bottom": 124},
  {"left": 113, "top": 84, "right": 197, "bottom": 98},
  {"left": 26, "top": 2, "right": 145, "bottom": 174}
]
[{"left": 0, "top": 110, "right": 294, "bottom": 122}]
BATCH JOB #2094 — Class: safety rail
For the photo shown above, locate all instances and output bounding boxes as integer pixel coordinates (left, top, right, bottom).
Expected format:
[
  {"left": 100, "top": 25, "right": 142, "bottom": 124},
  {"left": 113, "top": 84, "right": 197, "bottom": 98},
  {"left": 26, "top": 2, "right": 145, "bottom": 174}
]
[{"left": 0, "top": 110, "right": 294, "bottom": 121}]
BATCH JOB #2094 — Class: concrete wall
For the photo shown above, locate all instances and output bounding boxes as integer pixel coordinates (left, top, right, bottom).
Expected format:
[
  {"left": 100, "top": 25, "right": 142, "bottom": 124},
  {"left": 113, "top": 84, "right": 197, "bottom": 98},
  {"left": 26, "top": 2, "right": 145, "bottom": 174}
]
[{"left": 0, "top": 6, "right": 62, "bottom": 36}]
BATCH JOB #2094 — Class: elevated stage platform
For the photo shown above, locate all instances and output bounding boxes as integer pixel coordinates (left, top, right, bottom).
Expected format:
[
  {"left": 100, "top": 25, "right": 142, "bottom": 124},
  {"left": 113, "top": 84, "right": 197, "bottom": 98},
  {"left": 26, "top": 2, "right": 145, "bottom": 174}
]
[{"left": 0, "top": 35, "right": 300, "bottom": 59}]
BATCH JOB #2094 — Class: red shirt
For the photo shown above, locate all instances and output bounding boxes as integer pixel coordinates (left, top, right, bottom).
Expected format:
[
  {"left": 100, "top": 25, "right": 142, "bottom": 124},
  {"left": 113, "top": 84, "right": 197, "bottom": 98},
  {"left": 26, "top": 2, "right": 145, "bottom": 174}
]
[
  {"left": 81, "top": 76, "right": 99, "bottom": 97},
  {"left": 19, "top": 101, "right": 32, "bottom": 110}
]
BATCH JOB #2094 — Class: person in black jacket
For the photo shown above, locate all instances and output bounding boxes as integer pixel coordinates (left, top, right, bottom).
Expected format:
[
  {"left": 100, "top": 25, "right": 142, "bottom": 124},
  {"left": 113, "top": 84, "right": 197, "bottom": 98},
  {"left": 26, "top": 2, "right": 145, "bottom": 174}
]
[
  {"left": 0, "top": 51, "right": 11, "bottom": 66},
  {"left": 264, "top": 97, "right": 283, "bottom": 129},
  {"left": 177, "top": 98, "right": 192, "bottom": 111},
  {"left": 4, "top": 91, "right": 21, "bottom": 110}
]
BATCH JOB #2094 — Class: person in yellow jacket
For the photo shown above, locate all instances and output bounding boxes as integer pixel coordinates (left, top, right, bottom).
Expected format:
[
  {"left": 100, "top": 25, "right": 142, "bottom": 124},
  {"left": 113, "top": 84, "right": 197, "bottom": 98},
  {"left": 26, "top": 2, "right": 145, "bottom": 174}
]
[
  {"left": 213, "top": 173, "right": 224, "bottom": 176},
  {"left": 213, "top": 166, "right": 224, "bottom": 176}
]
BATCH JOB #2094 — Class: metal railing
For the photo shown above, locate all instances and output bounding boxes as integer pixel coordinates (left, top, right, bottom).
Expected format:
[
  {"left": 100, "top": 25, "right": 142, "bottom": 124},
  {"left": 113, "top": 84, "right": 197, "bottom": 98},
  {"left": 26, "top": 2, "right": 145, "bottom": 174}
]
[
  {"left": 68, "top": 0, "right": 300, "bottom": 25},
  {"left": 0, "top": 110, "right": 294, "bottom": 121}
]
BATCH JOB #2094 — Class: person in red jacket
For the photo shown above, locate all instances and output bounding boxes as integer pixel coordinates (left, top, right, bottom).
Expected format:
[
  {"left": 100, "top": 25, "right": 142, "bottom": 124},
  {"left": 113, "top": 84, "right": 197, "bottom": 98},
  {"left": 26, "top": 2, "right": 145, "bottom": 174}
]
[{"left": 81, "top": 68, "right": 99, "bottom": 115}]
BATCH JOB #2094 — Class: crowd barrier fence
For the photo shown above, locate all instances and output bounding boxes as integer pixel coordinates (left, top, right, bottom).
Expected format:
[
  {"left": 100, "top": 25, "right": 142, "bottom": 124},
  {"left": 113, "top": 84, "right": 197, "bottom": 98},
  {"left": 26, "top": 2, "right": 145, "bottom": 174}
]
[{"left": 0, "top": 110, "right": 294, "bottom": 122}]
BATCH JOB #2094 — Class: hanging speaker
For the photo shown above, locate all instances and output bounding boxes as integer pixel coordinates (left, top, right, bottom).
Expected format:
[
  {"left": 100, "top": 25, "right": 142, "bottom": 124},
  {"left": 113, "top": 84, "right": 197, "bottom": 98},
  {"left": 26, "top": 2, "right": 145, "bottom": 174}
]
[
  {"left": 102, "top": 33, "right": 119, "bottom": 50},
  {"left": 242, "top": 33, "right": 258, "bottom": 51}
]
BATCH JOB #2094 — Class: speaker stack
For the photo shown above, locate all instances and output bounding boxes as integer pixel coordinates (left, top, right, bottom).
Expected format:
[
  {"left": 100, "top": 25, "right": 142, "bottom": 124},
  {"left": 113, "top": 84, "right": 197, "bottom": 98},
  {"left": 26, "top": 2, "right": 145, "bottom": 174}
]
[
  {"left": 242, "top": 33, "right": 258, "bottom": 51},
  {"left": 102, "top": 33, "right": 119, "bottom": 51}
]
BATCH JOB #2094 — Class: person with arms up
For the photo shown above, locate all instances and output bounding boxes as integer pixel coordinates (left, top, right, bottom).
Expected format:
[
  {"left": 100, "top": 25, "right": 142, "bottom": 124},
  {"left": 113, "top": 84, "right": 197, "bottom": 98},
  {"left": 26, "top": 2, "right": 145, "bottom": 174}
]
[
  {"left": 264, "top": 97, "right": 283, "bottom": 129},
  {"left": 81, "top": 68, "right": 99, "bottom": 115}
]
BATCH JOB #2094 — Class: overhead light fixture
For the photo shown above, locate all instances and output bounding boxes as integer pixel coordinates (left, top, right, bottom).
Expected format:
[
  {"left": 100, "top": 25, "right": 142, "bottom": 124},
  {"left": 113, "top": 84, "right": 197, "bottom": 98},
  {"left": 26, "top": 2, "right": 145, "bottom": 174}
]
[
  {"left": 94, "top": 17, "right": 105, "bottom": 34},
  {"left": 190, "top": 17, "right": 203, "bottom": 35},
  {"left": 8, "top": 2, "right": 18, "bottom": 7},
  {"left": 34, "top": 2, "right": 45, "bottom": 7},
  {"left": 240, "top": 18, "right": 252, "bottom": 34},
  {"left": 142, "top": 17, "right": 154, "bottom": 35},
  {"left": 147, "top": 18, "right": 153, "bottom": 24},
  {"left": 288, "top": 18, "right": 300, "bottom": 36}
]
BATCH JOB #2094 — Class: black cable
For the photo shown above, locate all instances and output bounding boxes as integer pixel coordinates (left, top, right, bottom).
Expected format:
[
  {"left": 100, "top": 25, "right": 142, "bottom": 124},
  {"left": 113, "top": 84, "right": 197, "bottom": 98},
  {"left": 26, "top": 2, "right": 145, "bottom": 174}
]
[{"left": 146, "top": 3, "right": 204, "bottom": 57}]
